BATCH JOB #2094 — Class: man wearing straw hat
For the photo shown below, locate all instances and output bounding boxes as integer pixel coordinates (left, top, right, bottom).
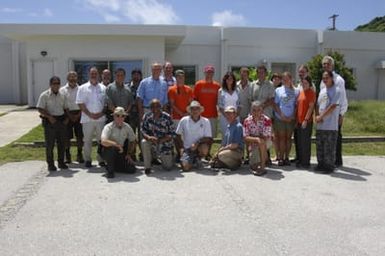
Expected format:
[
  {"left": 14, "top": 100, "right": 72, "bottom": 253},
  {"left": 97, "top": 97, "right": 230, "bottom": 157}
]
[
  {"left": 101, "top": 107, "right": 136, "bottom": 178},
  {"left": 176, "top": 101, "right": 213, "bottom": 172}
]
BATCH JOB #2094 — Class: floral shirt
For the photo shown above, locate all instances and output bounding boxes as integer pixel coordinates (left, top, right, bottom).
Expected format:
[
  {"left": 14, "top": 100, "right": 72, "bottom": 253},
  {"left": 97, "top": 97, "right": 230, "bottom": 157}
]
[
  {"left": 141, "top": 111, "right": 175, "bottom": 154},
  {"left": 243, "top": 114, "right": 272, "bottom": 150}
]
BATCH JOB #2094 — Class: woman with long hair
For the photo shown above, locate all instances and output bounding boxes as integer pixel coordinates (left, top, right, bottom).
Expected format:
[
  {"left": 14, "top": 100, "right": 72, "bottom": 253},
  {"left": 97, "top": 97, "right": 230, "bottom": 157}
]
[{"left": 217, "top": 71, "right": 240, "bottom": 140}]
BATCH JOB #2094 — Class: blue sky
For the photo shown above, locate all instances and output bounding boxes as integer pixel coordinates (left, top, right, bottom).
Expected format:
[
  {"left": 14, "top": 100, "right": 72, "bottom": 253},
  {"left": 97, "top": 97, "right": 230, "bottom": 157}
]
[{"left": 1, "top": 0, "right": 384, "bottom": 30}]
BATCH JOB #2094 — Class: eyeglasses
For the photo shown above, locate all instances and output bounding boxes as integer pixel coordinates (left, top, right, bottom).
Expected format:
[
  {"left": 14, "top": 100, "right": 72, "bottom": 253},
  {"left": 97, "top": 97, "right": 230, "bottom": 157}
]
[{"left": 116, "top": 115, "right": 125, "bottom": 118}]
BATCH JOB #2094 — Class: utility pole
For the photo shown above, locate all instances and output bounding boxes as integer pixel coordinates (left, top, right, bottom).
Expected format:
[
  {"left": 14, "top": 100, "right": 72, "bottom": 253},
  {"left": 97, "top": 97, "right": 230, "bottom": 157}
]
[{"left": 329, "top": 14, "right": 339, "bottom": 30}]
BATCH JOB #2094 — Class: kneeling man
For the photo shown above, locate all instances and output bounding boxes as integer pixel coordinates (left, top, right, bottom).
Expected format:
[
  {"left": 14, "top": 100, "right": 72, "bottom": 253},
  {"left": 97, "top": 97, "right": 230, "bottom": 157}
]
[
  {"left": 210, "top": 106, "right": 243, "bottom": 170},
  {"left": 243, "top": 101, "right": 272, "bottom": 176},
  {"left": 101, "top": 107, "right": 136, "bottom": 178},
  {"left": 176, "top": 101, "right": 213, "bottom": 171}
]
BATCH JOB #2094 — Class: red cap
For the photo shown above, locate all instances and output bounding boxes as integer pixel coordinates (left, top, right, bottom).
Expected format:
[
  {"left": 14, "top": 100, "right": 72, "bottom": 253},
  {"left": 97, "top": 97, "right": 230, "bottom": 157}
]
[{"left": 204, "top": 65, "right": 215, "bottom": 73}]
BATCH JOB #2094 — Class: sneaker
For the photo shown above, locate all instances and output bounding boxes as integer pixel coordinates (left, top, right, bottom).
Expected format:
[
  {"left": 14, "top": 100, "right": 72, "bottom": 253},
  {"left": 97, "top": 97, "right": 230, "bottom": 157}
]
[
  {"left": 58, "top": 163, "right": 69, "bottom": 169},
  {"left": 85, "top": 161, "right": 92, "bottom": 168},
  {"left": 145, "top": 168, "right": 152, "bottom": 175},
  {"left": 48, "top": 165, "right": 57, "bottom": 171}
]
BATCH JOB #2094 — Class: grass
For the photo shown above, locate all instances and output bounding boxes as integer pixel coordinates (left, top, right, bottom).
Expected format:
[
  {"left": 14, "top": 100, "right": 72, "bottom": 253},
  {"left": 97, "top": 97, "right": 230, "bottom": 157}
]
[
  {"left": 0, "top": 100, "right": 384, "bottom": 165},
  {"left": 343, "top": 100, "right": 385, "bottom": 136}
]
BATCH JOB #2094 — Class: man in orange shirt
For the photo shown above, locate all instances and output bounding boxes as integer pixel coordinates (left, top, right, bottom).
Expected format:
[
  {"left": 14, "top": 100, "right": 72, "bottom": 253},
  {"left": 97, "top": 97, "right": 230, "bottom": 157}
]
[
  {"left": 193, "top": 65, "right": 220, "bottom": 139},
  {"left": 168, "top": 70, "right": 193, "bottom": 162}
]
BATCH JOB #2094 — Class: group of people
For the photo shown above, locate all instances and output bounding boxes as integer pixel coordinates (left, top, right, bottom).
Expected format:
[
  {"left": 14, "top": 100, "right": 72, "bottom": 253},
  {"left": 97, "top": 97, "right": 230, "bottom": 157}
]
[{"left": 36, "top": 55, "right": 347, "bottom": 178}]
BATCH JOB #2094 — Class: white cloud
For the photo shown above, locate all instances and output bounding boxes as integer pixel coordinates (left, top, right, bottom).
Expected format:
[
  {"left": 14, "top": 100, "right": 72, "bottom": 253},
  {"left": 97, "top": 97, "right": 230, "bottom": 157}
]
[
  {"left": 43, "top": 8, "right": 53, "bottom": 17},
  {"left": 84, "top": 0, "right": 179, "bottom": 24},
  {"left": 28, "top": 8, "right": 54, "bottom": 18},
  {"left": 1, "top": 7, "right": 23, "bottom": 13},
  {"left": 104, "top": 14, "right": 121, "bottom": 23},
  {"left": 85, "top": 0, "right": 121, "bottom": 11},
  {"left": 212, "top": 10, "right": 246, "bottom": 27}
]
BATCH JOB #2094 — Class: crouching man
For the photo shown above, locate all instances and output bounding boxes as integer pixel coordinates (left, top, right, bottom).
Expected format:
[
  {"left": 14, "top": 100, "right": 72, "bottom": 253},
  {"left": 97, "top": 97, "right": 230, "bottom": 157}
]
[
  {"left": 101, "top": 107, "right": 136, "bottom": 178},
  {"left": 141, "top": 99, "right": 175, "bottom": 175},
  {"left": 210, "top": 106, "right": 244, "bottom": 170},
  {"left": 176, "top": 101, "right": 213, "bottom": 172},
  {"left": 243, "top": 101, "right": 272, "bottom": 176}
]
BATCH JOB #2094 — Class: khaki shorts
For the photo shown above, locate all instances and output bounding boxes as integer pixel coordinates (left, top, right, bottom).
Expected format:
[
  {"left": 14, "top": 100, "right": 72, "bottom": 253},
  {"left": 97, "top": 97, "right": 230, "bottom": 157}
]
[{"left": 273, "top": 119, "right": 295, "bottom": 132}]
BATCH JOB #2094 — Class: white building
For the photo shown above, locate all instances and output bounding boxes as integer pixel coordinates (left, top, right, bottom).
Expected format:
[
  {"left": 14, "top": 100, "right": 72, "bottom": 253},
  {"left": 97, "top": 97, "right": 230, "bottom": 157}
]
[{"left": 0, "top": 24, "right": 385, "bottom": 106}]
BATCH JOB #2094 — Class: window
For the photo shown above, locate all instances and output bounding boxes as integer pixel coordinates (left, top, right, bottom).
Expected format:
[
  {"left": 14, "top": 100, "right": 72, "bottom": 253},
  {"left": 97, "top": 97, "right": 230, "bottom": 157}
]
[
  {"left": 271, "top": 63, "right": 296, "bottom": 77},
  {"left": 73, "top": 60, "right": 143, "bottom": 84},
  {"left": 173, "top": 65, "right": 196, "bottom": 86}
]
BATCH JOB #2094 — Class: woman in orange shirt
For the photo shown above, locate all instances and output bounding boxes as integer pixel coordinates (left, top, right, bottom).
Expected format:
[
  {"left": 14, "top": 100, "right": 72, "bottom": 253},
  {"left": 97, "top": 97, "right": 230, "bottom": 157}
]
[{"left": 295, "top": 76, "right": 316, "bottom": 168}]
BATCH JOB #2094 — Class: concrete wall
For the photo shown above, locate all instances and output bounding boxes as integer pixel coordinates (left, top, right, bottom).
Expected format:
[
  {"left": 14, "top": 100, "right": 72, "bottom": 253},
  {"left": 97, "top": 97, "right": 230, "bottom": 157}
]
[
  {"left": 1, "top": 24, "right": 385, "bottom": 105},
  {"left": 23, "top": 35, "right": 165, "bottom": 105},
  {"left": 223, "top": 27, "right": 318, "bottom": 79},
  {"left": 322, "top": 31, "right": 385, "bottom": 100},
  {"left": 0, "top": 36, "right": 14, "bottom": 104},
  {"left": 166, "top": 26, "right": 221, "bottom": 81}
]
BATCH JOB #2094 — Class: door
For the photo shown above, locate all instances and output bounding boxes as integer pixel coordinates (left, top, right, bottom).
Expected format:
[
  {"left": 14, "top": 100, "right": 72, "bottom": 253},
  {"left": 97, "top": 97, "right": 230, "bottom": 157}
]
[{"left": 32, "top": 59, "right": 54, "bottom": 105}]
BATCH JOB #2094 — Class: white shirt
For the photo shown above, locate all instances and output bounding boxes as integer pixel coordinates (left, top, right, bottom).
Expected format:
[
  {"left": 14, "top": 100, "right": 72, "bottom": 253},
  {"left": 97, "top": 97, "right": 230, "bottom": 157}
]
[
  {"left": 224, "top": 91, "right": 239, "bottom": 109},
  {"left": 60, "top": 83, "right": 80, "bottom": 111},
  {"left": 320, "top": 71, "right": 348, "bottom": 116},
  {"left": 176, "top": 115, "right": 212, "bottom": 149},
  {"left": 76, "top": 81, "right": 106, "bottom": 123}
]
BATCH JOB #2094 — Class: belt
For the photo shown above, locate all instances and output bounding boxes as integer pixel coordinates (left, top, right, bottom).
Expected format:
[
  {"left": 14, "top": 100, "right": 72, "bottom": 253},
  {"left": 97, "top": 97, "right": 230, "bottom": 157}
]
[{"left": 52, "top": 115, "right": 66, "bottom": 121}]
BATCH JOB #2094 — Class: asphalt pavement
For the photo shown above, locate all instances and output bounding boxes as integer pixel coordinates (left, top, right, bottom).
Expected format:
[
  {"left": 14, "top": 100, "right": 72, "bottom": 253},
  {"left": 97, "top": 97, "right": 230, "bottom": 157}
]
[{"left": 0, "top": 156, "right": 384, "bottom": 255}]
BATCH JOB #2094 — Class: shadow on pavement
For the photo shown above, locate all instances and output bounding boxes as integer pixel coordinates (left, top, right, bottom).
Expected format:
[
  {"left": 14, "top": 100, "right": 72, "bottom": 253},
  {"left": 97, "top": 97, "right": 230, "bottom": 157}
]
[
  {"left": 310, "top": 165, "right": 370, "bottom": 182},
  {"left": 263, "top": 169, "right": 285, "bottom": 180},
  {"left": 339, "top": 166, "right": 371, "bottom": 176},
  {"left": 106, "top": 172, "right": 141, "bottom": 183},
  {"left": 46, "top": 169, "right": 79, "bottom": 178},
  {"left": 142, "top": 165, "right": 185, "bottom": 181}
]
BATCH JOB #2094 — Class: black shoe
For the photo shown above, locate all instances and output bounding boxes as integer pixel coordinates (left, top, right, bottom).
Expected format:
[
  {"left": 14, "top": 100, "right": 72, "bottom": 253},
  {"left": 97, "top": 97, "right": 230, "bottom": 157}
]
[
  {"left": 284, "top": 159, "right": 291, "bottom": 166},
  {"left": 243, "top": 159, "right": 249, "bottom": 165},
  {"left": 65, "top": 150, "right": 72, "bottom": 164},
  {"left": 85, "top": 161, "right": 92, "bottom": 168},
  {"left": 58, "top": 163, "right": 69, "bottom": 169},
  {"left": 106, "top": 172, "right": 115, "bottom": 178},
  {"left": 76, "top": 154, "right": 84, "bottom": 164},
  {"left": 48, "top": 165, "right": 57, "bottom": 171},
  {"left": 151, "top": 159, "right": 161, "bottom": 165},
  {"left": 145, "top": 168, "right": 152, "bottom": 175},
  {"left": 99, "top": 162, "right": 106, "bottom": 167}
]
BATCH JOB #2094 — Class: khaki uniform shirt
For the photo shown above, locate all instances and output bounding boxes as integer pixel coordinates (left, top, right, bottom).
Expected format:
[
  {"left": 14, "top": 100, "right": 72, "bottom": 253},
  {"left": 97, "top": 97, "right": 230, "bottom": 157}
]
[
  {"left": 101, "top": 121, "right": 135, "bottom": 146},
  {"left": 36, "top": 89, "right": 68, "bottom": 116},
  {"left": 59, "top": 84, "right": 80, "bottom": 111},
  {"left": 237, "top": 80, "right": 252, "bottom": 120},
  {"left": 250, "top": 80, "right": 275, "bottom": 118}
]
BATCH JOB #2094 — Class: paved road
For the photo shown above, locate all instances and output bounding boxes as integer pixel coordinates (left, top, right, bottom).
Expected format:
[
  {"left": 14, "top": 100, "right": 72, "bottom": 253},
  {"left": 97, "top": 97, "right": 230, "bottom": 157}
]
[
  {"left": 0, "top": 109, "right": 41, "bottom": 147},
  {"left": 0, "top": 156, "right": 384, "bottom": 255}
]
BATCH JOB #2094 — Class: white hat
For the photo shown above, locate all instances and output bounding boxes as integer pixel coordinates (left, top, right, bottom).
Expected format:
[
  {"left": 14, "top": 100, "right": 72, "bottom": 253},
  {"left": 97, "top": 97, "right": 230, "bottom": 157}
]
[
  {"left": 112, "top": 106, "right": 128, "bottom": 116},
  {"left": 186, "top": 101, "right": 204, "bottom": 113}
]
